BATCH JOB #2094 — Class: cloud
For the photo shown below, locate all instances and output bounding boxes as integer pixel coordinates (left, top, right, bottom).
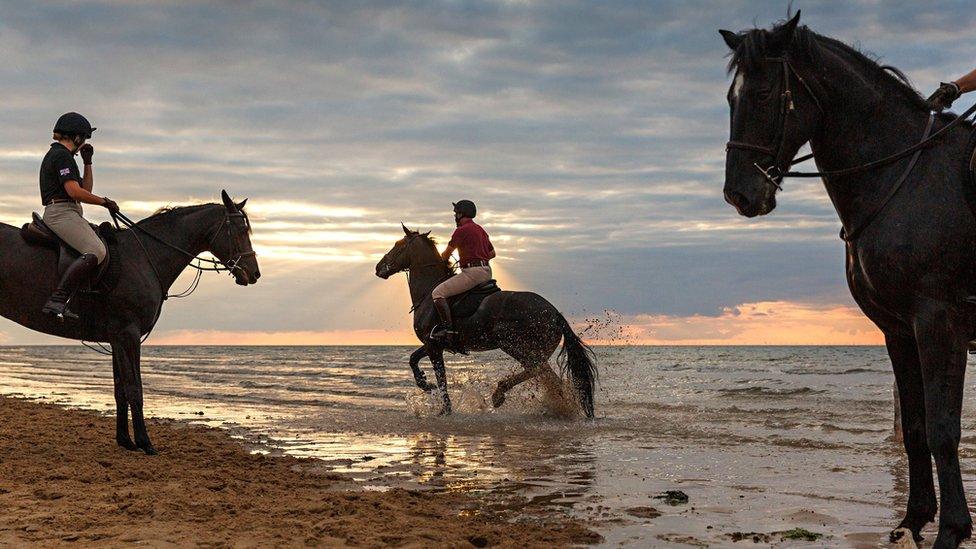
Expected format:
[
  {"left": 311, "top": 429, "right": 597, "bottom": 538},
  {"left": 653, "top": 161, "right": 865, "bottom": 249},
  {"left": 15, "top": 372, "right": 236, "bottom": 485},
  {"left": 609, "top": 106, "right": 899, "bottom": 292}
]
[{"left": 2, "top": 2, "right": 972, "bottom": 344}]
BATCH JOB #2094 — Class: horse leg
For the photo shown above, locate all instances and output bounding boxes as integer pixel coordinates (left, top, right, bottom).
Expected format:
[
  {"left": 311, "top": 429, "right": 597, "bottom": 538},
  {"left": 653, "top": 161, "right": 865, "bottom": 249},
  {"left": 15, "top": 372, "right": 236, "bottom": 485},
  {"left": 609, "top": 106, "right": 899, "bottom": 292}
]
[
  {"left": 886, "top": 333, "right": 936, "bottom": 541},
  {"left": 409, "top": 346, "right": 435, "bottom": 392},
  {"left": 111, "top": 349, "right": 137, "bottom": 450},
  {"left": 491, "top": 366, "right": 540, "bottom": 408},
  {"left": 429, "top": 347, "right": 452, "bottom": 415},
  {"left": 114, "top": 324, "right": 156, "bottom": 455},
  {"left": 914, "top": 308, "right": 972, "bottom": 547}
]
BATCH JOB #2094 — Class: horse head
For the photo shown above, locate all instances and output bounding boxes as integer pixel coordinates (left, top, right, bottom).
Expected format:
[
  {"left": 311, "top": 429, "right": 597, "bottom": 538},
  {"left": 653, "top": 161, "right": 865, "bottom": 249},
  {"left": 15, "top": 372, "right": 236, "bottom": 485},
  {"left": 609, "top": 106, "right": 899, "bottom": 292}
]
[
  {"left": 210, "top": 190, "right": 261, "bottom": 286},
  {"left": 375, "top": 224, "right": 431, "bottom": 279},
  {"left": 720, "top": 11, "right": 823, "bottom": 217}
]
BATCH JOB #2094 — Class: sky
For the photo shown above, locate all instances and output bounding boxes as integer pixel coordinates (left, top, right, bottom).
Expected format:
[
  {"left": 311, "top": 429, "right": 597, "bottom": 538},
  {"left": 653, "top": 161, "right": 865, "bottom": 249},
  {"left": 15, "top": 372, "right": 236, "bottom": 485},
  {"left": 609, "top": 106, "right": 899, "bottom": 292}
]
[{"left": 1, "top": 0, "right": 974, "bottom": 345}]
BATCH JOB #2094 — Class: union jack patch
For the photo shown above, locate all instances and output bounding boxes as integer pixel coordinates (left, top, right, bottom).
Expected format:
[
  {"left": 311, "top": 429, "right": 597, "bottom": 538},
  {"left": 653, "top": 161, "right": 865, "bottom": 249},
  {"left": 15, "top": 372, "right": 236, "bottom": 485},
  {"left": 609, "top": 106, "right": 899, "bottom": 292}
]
[{"left": 59, "top": 168, "right": 71, "bottom": 176}]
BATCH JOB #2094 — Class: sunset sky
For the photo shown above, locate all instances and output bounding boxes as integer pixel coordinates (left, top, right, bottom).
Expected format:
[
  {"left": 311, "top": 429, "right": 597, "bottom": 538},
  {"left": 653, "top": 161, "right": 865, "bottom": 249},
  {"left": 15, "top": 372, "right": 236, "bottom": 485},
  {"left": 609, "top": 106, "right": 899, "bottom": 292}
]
[{"left": 1, "top": 1, "right": 972, "bottom": 345}]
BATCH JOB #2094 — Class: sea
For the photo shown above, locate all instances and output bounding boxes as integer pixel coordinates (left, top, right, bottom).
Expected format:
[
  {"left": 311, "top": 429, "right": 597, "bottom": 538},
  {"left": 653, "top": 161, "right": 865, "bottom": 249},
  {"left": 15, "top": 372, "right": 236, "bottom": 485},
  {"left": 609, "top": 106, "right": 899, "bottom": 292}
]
[{"left": 0, "top": 345, "right": 972, "bottom": 547}]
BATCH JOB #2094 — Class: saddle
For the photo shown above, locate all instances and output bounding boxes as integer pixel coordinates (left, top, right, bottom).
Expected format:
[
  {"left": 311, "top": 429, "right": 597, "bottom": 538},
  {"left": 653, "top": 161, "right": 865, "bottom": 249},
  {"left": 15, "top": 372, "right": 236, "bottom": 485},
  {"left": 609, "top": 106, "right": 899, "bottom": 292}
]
[
  {"left": 449, "top": 279, "right": 501, "bottom": 319},
  {"left": 20, "top": 212, "right": 115, "bottom": 293}
]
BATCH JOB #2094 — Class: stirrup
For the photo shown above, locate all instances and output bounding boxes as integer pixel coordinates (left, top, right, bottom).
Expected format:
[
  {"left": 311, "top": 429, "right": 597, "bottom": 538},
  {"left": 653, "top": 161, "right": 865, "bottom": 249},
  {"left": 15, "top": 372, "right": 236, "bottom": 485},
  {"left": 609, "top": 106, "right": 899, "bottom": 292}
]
[{"left": 42, "top": 301, "right": 78, "bottom": 322}]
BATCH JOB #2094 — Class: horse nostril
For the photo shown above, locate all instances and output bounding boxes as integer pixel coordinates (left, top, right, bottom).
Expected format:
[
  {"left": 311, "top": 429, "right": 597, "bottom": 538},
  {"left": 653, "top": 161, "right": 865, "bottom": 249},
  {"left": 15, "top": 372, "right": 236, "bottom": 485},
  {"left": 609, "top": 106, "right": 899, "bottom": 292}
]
[{"left": 726, "top": 190, "right": 750, "bottom": 211}]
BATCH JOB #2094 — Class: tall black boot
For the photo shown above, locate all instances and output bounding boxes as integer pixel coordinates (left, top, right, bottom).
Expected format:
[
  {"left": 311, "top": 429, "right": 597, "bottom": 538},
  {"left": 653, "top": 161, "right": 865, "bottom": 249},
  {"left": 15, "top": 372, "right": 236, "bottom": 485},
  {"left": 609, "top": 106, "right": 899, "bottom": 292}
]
[
  {"left": 431, "top": 298, "right": 466, "bottom": 354},
  {"left": 42, "top": 253, "right": 98, "bottom": 320}
]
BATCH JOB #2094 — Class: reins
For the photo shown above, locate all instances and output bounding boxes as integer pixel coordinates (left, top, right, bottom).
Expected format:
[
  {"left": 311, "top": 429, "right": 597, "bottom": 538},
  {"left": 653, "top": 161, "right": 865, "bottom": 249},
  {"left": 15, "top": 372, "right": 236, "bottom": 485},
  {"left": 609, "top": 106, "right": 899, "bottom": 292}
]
[{"left": 726, "top": 55, "right": 976, "bottom": 242}]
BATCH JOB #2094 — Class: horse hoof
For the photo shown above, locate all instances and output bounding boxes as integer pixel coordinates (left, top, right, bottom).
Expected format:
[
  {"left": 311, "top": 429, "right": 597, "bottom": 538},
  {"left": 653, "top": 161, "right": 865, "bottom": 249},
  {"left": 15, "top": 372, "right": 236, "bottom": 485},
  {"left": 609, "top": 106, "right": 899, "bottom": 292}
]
[
  {"left": 116, "top": 437, "right": 138, "bottom": 451},
  {"left": 491, "top": 392, "right": 505, "bottom": 408},
  {"left": 140, "top": 444, "right": 158, "bottom": 456},
  {"left": 890, "top": 528, "right": 919, "bottom": 548}
]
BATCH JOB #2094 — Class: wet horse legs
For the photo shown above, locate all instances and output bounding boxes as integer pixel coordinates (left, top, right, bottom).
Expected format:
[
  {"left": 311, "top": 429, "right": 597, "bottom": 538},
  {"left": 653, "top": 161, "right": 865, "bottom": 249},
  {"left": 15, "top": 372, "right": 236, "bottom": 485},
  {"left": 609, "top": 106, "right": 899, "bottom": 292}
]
[
  {"left": 886, "top": 333, "right": 936, "bottom": 541},
  {"left": 428, "top": 347, "right": 452, "bottom": 415},
  {"left": 914, "top": 306, "right": 972, "bottom": 547},
  {"left": 408, "top": 346, "right": 435, "bottom": 392}
]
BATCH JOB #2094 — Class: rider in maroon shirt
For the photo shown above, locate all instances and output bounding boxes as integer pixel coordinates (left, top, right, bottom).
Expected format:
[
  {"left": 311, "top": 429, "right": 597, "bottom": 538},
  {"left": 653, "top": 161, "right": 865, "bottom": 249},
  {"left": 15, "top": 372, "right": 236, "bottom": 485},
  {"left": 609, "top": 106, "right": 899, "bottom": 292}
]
[{"left": 430, "top": 200, "right": 496, "bottom": 345}]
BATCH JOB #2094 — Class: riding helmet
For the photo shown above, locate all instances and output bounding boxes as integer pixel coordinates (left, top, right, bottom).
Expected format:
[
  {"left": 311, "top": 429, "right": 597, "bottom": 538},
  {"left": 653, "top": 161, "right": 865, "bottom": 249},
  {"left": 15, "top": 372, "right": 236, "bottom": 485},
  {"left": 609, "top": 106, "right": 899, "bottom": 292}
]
[
  {"left": 53, "top": 112, "right": 96, "bottom": 138},
  {"left": 453, "top": 200, "right": 477, "bottom": 219}
]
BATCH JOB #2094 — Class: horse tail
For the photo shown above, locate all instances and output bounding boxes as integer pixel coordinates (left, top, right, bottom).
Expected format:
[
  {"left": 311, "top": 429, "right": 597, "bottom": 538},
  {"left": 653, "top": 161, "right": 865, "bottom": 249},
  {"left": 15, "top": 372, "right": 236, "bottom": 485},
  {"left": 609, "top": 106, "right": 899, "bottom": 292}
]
[{"left": 556, "top": 314, "right": 598, "bottom": 419}]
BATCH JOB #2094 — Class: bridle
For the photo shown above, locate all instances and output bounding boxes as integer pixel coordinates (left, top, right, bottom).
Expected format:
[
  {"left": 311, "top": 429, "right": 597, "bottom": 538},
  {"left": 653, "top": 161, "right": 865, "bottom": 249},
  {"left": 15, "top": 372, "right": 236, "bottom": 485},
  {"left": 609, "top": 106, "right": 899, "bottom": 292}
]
[
  {"left": 725, "top": 56, "right": 824, "bottom": 190},
  {"left": 113, "top": 209, "right": 257, "bottom": 292},
  {"left": 725, "top": 55, "right": 976, "bottom": 241},
  {"left": 380, "top": 232, "right": 451, "bottom": 312}
]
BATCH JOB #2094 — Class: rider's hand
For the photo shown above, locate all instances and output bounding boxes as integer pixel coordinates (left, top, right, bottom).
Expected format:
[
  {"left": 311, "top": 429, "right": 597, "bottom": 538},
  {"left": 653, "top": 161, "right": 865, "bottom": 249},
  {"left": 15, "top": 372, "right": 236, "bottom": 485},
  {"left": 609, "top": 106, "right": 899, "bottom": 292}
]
[
  {"left": 101, "top": 197, "right": 119, "bottom": 214},
  {"left": 926, "top": 82, "right": 962, "bottom": 112},
  {"left": 79, "top": 144, "right": 94, "bottom": 165}
]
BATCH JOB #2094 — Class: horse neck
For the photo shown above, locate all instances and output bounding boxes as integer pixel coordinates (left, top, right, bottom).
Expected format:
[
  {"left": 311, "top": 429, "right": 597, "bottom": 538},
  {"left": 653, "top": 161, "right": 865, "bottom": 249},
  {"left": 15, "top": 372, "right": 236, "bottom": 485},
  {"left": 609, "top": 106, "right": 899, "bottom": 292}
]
[
  {"left": 804, "top": 44, "right": 932, "bottom": 231},
  {"left": 129, "top": 206, "right": 222, "bottom": 291},
  {"left": 406, "top": 253, "right": 450, "bottom": 308}
]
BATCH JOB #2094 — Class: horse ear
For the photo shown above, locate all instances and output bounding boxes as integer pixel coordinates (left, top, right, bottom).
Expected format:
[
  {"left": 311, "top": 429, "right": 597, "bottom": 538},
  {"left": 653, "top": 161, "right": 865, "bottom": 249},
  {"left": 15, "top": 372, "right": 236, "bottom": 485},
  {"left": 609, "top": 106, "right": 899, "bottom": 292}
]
[
  {"left": 422, "top": 231, "right": 431, "bottom": 237},
  {"left": 235, "top": 198, "right": 248, "bottom": 210},
  {"left": 221, "top": 190, "right": 237, "bottom": 212},
  {"left": 719, "top": 29, "right": 742, "bottom": 51},
  {"left": 402, "top": 223, "right": 412, "bottom": 236},
  {"left": 769, "top": 10, "right": 801, "bottom": 50}
]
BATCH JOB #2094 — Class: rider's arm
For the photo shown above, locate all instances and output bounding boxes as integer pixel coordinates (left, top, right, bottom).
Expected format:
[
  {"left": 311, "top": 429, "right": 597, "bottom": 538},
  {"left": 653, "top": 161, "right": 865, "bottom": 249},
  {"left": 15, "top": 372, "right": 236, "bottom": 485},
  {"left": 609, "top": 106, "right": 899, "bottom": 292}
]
[
  {"left": 441, "top": 244, "right": 456, "bottom": 262},
  {"left": 63, "top": 180, "right": 110, "bottom": 207},
  {"left": 81, "top": 164, "right": 93, "bottom": 193},
  {"left": 955, "top": 69, "right": 976, "bottom": 94}
]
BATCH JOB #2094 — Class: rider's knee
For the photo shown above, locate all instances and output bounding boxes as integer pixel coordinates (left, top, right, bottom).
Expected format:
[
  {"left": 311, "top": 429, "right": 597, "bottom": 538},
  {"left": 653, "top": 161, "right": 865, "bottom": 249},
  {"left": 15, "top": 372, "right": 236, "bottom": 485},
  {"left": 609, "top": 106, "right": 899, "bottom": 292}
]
[
  {"left": 431, "top": 289, "right": 448, "bottom": 301},
  {"left": 90, "top": 241, "right": 107, "bottom": 264}
]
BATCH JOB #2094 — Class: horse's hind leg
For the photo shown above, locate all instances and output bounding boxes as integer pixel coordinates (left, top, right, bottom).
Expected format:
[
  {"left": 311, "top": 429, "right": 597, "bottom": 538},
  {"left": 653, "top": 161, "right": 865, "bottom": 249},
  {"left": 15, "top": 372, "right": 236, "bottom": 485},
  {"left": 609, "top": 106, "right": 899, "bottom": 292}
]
[
  {"left": 914, "top": 307, "right": 972, "bottom": 547},
  {"left": 114, "top": 324, "right": 157, "bottom": 455},
  {"left": 886, "top": 333, "right": 936, "bottom": 541},
  {"left": 111, "top": 349, "right": 137, "bottom": 450},
  {"left": 491, "top": 366, "right": 540, "bottom": 408},
  {"left": 408, "top": 346, "right": 435, "bottom": 392}
]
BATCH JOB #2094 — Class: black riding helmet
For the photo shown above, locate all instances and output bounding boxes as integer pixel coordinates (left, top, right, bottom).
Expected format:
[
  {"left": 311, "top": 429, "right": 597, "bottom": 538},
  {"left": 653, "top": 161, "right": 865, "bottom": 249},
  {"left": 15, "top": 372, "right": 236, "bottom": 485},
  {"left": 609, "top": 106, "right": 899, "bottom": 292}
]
[
  {"left": 54, "top": 112, "right": 96, "bottom": 138},
  {"left": 453, "top": 200, "right": 477, "bottom": 219}
]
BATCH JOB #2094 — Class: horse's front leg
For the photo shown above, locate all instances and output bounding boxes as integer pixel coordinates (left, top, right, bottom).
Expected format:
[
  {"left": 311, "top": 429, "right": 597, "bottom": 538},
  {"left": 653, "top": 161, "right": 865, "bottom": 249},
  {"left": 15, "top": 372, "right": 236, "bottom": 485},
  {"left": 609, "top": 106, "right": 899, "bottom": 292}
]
[
  {"left": 428, "top": 347, "right": 452, "bottom": 415},
  {"left": 408, "top": 346, "right": 435, "bottom": 392},
  {"left": 111, "top": 348, "right": 137, "bottom": 450},
  {"left": 914, "top": 305, "right": 972, "bottom": 547},
  {"left": 886, "top": 333, "right": 936, "bottom": 542},
  {"left": 113, "top": 324, "right": 156, "bottom": 455}
]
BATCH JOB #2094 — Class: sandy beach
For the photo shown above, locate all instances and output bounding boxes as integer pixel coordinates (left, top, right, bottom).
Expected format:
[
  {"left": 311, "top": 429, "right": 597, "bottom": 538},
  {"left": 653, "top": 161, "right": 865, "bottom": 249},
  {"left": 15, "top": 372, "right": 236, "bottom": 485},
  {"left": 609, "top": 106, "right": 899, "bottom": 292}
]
[{"left": 0, "top": 396, "right": 599, "bottom": 547}]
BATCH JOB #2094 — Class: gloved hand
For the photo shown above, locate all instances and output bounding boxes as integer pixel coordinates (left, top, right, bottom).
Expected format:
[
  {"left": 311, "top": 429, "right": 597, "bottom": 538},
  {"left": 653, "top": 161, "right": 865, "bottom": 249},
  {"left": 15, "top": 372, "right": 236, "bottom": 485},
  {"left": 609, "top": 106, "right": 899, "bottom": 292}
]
[
  {"left": 79, "top": 144, "right": 94, "bottom": 165},
  {"left": 926, "top": 82, "right": 962, "bottom": 112},
  {"left": 101, "top": 197, "right": 119, "bottom": 214}
]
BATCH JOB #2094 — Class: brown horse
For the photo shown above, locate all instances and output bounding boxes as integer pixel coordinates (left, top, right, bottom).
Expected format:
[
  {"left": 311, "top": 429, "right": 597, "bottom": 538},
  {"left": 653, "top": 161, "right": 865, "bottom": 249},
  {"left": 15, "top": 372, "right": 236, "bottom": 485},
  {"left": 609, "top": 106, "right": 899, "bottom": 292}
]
[
  {"left": 375, "top": 225, "right": 597, "bottom": 417},
  {"left": 722, "top": 12, "right": 976, "bottom": 547},
  {"left": 0, "top": 190, "right": 260, "bottom": 454}
]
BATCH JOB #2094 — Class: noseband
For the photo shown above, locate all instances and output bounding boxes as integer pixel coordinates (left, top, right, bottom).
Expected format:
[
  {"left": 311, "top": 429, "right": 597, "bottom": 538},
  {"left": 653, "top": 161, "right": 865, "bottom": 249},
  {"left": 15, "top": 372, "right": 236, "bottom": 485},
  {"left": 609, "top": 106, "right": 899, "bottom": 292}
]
[{"left": 725, "top": 56, "right": 824, "bottom": 190}]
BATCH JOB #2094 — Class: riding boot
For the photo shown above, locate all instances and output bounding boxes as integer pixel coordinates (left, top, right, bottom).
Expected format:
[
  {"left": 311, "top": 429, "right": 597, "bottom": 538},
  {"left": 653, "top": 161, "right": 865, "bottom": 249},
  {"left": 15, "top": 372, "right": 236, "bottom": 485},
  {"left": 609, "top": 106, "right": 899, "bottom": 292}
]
[
  {"left": 430, "top": 297, "right": 456, "bottom": 342},
  {"left": 42, "top": 253, "right": 99, "bottom": 320}
]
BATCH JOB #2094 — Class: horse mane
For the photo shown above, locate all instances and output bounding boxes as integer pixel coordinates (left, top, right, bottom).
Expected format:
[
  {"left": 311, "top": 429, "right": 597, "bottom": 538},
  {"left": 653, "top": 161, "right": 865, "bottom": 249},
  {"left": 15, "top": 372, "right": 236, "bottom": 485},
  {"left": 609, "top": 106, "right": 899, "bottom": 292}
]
[
  {"left": 726, "top": 19, "right": 949, "bottom": 118},
  {"left": 415, "top": 232, "right": 457, "bottom": 275},
  {"left": 138, "top": 203, "right": 252, "bottom": 233}
]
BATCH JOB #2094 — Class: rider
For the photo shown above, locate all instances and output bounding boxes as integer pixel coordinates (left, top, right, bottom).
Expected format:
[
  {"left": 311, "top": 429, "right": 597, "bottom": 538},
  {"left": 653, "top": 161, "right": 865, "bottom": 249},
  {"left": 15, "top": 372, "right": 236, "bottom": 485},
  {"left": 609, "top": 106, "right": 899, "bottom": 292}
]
[
  {"left": 39, "top": 112, "right": 120, "bottom": 319},
  {"left": 430, "top": 200, "right": 495, "bottom": 344},
  {"left": 926, "top": 69, "right": 976, "bottom": 111}
]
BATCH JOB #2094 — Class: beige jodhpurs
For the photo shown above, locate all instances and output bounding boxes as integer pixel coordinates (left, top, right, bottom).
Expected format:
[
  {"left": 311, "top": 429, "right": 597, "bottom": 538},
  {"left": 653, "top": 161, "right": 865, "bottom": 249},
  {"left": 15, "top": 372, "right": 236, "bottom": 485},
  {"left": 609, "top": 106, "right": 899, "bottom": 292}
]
[
  {"left": 42, "top": 202, "right": 107, "bottom": 264},
  {"left": 431, "top": 266, "right": 492, "bottom": 300}
]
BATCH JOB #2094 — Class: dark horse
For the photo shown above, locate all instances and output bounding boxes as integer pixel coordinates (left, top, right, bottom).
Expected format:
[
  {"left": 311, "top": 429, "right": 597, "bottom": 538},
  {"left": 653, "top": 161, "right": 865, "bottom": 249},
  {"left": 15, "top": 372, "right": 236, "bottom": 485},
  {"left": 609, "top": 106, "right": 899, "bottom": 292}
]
[
  {"left": 375, "top": 225, "right": 598, "bottom": 417},
  {"left": 0, "top": 190, "right": 260, "bottom": 454},
  {"left": 721, "top": 12, "right": 976, "bottom": 547}
]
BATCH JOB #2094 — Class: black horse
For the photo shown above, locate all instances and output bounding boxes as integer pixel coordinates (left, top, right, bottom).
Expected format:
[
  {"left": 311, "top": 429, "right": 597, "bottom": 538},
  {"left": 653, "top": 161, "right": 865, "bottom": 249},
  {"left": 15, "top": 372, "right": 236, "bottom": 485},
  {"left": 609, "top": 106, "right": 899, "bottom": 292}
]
[
  {"left": 0, "top": 190, "right": 260, "bottom": 454},
  {"left": 721, "top": 12, "right": 976, "bottom": 547},
  {"left": 375, "top": 225, "right": 598, "bottom": 417}
]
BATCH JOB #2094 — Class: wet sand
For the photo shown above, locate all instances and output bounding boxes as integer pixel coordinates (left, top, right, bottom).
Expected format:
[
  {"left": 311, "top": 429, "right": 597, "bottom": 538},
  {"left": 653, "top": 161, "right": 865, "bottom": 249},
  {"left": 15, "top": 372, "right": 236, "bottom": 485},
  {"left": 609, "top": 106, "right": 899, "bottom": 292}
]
[{"left": 0, "top": 396, "right": 599, "bottom": 547}]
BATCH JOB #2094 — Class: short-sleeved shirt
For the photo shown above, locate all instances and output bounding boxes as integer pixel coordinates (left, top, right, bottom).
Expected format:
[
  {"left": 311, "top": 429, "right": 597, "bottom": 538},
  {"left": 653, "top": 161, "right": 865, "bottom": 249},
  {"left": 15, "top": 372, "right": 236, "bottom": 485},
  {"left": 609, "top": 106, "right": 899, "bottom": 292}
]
[
  {"left": 39, "top": 143, "right": 81, "bottom": 205},
  {"left": 449, "top": 218, "right": 494, "bottom": 266}
]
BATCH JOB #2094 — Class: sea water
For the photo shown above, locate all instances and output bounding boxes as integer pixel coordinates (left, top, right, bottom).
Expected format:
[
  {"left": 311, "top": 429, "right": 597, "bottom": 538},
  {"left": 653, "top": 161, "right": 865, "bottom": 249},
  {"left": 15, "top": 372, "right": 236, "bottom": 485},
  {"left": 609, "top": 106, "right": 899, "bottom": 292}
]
[{"left": 0, "top": 345, "right": 969, "bottom": 546}]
